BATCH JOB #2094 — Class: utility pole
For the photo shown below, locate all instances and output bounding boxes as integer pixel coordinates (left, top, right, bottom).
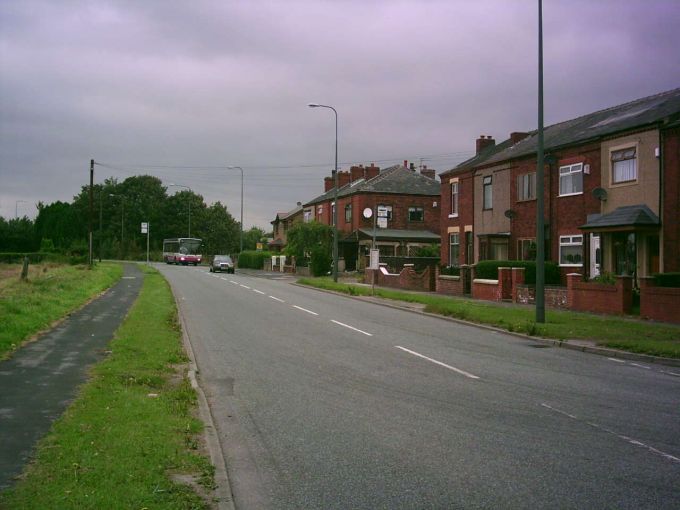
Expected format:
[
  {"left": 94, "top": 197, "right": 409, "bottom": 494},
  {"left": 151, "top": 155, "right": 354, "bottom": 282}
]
[
  {"left": 99, "top": 191, "right": 103, "bottom": 262},
  {"left": 89, "top": 159, "right": 94, "bottom": 268},
  {"left": 535, "top": 0, "right": 546, "bottom": 323}
]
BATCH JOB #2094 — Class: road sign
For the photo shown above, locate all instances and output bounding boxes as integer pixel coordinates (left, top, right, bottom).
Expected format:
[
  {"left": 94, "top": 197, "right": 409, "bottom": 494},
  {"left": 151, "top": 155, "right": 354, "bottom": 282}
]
[
  {"left": 141, "top": 222, "right": 148, "bottom": 234},
  {"left": 369, "top": 249, "right": 379, "bottom": 270},
  {"left": 377, "top": 217, "right": 388, "bottom": 229}
]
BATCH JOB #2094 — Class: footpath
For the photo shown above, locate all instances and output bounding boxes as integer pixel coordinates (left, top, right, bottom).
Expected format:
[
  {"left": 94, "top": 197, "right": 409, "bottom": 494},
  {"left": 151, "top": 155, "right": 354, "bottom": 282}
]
[{"left": 0, "top": 263, "right": 143, "bottom": 490}]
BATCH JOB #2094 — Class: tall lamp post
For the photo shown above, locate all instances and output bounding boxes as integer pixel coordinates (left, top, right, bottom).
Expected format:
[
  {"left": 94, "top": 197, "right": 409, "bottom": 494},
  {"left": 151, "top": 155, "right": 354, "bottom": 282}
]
[
  {"left": 535, "top": 0, "right": 546, "bottom": 323},
  {"left": 308, "top": 103, "right": 339, "bottom": 282},
  {"left": 227, "top": 166, "right": 244, "bottom": 253},
  {"left": 168, "top": 183, "right": 192, "bottom": 237}
]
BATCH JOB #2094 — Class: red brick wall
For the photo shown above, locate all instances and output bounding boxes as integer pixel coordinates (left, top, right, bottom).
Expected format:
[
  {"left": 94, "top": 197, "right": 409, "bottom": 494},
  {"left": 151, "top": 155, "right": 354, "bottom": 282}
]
[
  {"left": 639, "top": 277, "right": 680, "bottom": 324},
  {"left": 472, "top": 279, "right": 500, "bottom": 301},
  {"left": 344, "top": 193, "right": 440, "bottom": 236},
  {"left": 662, "top": 127, "right": 680, "bottom": 272},
  {"left": 372, "top": 265, "right": 434, "bottom": 291},
  {"left": 567, "top": 273, "right": 632, "bottom": 315},
  {"left": 436, "top": 275, "right": 464, "bottom": 296},
  {"left": 516, "top": 285, "right": 569, "bottom": 309}
]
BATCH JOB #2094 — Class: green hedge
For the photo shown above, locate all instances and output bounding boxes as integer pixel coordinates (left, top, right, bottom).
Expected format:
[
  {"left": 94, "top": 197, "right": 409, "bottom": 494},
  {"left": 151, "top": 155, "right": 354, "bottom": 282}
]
[
  {"left": 653, "top": 272, "right": 680, "bottom": 288},
  {"left": 310, "top": 247, "right": 331, "bottom": 277},
  {"left": 474, "top": 260, "right": 561, "bottom": 285},
  {"left": 237, "top": 250, "right": 273, "bottom": 269},
  {"left": 0, "top": 252, "right": 88, "bottom": 265}
]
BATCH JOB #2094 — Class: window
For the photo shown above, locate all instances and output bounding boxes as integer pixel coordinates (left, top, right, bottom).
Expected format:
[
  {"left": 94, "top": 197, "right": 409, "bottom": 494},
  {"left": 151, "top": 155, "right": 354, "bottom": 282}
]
[
  {"left": 517, "top": 238, "right": 536, "bottom": 261},
  {"left": 303, "top": 209, "right": 312, "bottom": 223},
  {"left": 483, "top": 175, "right": 493, "bottom": 209},
  {"left": 377, "top": 204, "right": 392, "bottom": 220},
  {"left": 517, "top": 173, "right": 536, "bottom": 201},
  {"left": 344, "top": 203, "right": 352, "bottom": 223},
  {"left": 449, "top": 233, "right": 460, "bottom": 267},
  {"left": 612, "top": 147, "right": 637, "bottom": 183},
  {"left": 559, "top": 163, "right": 583, "bottom": 196},
  {"left": 450, "top": 182, "right": 459, "bottom": 216},
  {"left": 317, "top": 205, "right": 323, "bottom": 221},
  {"left": 559, "top": 235, "right": 583, "bottom": 266},
  {"left": 408, "top": 206, "right": 424, "bottom": 222}
]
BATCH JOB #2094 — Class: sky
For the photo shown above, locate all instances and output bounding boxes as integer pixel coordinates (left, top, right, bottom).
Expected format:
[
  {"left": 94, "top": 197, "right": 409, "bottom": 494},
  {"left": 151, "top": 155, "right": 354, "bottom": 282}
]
[{"left": 1, "top": 0, "right": 679, "bottom": 230}]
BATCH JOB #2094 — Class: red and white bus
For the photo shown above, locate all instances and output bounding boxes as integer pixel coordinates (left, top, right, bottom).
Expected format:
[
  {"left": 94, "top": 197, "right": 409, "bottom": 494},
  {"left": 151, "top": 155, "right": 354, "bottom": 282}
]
[{"left": 163, "top": 237, "right": 203, "bottom": 265}]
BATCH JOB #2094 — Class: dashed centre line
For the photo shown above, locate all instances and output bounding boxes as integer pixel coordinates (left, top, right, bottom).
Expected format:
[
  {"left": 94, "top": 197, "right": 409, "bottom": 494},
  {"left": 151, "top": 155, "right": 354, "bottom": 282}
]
[
  {"left": 395, "top": 346, "right": 480, "bottom": 380},
  {"left": 292, "top": 305, "right": 318, "bottom": 316},
  {"left": 253, "top": 289, "right": 265, "bottom": 295},
  {"left": 269, "top": 296, "right": 285, "bottom": 302},
  {"left": 240, "top": 284, "right": 251, "bottom": 289},
  {"left": 330, "top": 320, "right": 372, "bottom": 336}
]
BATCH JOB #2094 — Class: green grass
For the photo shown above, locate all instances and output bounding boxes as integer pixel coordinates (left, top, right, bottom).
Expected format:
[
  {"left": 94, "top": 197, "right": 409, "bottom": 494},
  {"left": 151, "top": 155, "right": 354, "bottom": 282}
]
[
  {"left": 0, "top": 262, "right": 123, "bottom": 359},
  {"left": 299, "top": 277, "right": 680, "bottom": 358},
  {"left": 0, "top": 265, "right": 213, "bottom": 509}
]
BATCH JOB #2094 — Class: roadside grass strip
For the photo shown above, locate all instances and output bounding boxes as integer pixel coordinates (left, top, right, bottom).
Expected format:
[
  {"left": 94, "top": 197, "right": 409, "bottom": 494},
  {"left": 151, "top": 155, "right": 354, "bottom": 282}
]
[
  {"left": 0, "top": 262, "right": 123, "bottom": 359},
  {"left": 298, "top": 277, "right": 680, "bottom": 359},
  {"left": 0, "top": 265, "right": 214, "bottom": 509}
]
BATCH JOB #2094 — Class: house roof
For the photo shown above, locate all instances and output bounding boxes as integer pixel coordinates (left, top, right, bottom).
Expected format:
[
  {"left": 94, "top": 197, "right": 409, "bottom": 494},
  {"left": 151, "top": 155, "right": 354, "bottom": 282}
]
[
  {"left": 343, "top": 228, "right": 440, "bottom": 242},
  {"left": 304, "top": 165, "right": 440, "bottom": 207},
  {"left": 440, "top": 137, "right": 516, "bottom": 177},
  {"left": 482, "top": 88, "right": 680, "bottom": 167},
  {"left": 271, "top": 203, "right": 303, "bottom": 224},
  {"left": 580, "top": 204, "right": 660, "bottom": 231}
]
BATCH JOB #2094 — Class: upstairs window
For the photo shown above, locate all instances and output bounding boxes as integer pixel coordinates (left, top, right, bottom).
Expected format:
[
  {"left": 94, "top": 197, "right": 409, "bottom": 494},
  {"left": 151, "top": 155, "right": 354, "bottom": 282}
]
[
  {"left": 559, "top": 163, "right": 583, "bottom": 196},
  {"left": 612, "top": 147, "right": 637, "bottom": 183},
  {"left": 483, "top": 175, "right": 493, "bottom": 209},
  {"left": 408, "top": 206, "right": 424, "bottom": 222},
  {"left": 303, "top": 209, "right": 312, "bottom": 223},
  {"left": 344, "top": 203, "right": 352, "bottom": 223},
  {"left": 450, "top": 182, "right": 459, "bottom": 216},
  {"left": 517, "top": 173, "right": 536, "bottom": 201}
]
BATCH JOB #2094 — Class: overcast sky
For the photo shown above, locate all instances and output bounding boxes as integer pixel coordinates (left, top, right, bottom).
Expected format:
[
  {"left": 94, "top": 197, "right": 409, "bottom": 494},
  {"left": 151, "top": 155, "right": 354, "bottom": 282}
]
[{"left": 1, "top": 0, "right": 679, "bottom": 230}]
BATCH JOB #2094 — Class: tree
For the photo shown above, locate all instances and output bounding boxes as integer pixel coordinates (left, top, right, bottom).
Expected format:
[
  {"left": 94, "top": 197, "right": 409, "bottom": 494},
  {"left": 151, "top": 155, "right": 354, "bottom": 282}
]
[
  {"left": 242, "top": 226, "right": 266, "bottom": 251},
  {"left": 196, "top": 202, "right": 239, "bottom": 256},
  {"left": 284, "top": 221, "right": 332, "bottom": 264},
  {"left": 34, "top": 201, "right": 82, "bottom": 251},
  {"left": 0, "top": 215, "right": 38, "bottom": 252}
]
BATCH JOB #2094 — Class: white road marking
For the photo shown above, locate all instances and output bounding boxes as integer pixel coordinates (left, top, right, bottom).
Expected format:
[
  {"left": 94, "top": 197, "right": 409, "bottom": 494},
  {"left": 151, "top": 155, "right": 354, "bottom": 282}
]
[
  {"left": 541, "top": 403, "right": 680, "bottom": 464},
  {"left": 220, "top": 277, "right": 229, "bottom": 281},
  {"left": 630, "top": 363, "right": 651, "bottom": 370},
  {"left": 293, "top": 305, "right": 318, "bottom": 316},
  {"left": 230, "top": 281, "right": 239, "bottom": 285},
  {"left": 607, "top": 358, "right": 625, "bottom": 363},
  {"left": 661, "top": 370, "right": 680, "bottom": 377},
  {"left": 395, "top": 346, "right": 480, "bottom": 380},
  {"left": 269, "top": 296, "right": 285, "bottom": 302},
  {"left": 330, "top": 320, "right": 372, "bottom": 336},
  {"left": 253, "top": 289, "right": 265, "bottom": 295},
  {"left": 240, "top": 284, "right": 251, "bottom": 289}
]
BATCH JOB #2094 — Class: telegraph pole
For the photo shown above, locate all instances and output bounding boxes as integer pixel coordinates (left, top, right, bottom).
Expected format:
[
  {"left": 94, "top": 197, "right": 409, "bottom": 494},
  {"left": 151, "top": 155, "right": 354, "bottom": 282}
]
[
  {"left": 89, "top": 159, "right": 94, "bottom": 268},
  {"left": 535, "top": 0, "right": 546, "bottom": 323}
]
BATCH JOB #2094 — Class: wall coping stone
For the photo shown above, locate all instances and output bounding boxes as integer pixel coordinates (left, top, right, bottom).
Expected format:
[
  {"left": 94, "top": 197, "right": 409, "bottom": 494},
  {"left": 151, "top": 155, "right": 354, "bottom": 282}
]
[
  {"left": 473, "top": 279, "right": 498, "bottom": 285},
  {"left": 438, "top": 275, "right": 460, "bottom": 281}
]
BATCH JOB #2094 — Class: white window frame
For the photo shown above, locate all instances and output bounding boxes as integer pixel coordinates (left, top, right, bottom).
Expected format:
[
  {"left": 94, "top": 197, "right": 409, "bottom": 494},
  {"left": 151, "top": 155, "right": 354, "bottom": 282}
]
[
  {"left": 517, "top": 173, "right": 536, "bottom": 201},
  {"left": 344, "top": 203, "right": 352, "bottom": 223},
  {"left": 408, "top": 206, "right": 424, "bottom": 222},
  {"left": 303, "top": 208, "right": 312, "bottom": 223},
  {"left": 559, "top": 235, "right": 583, "bottom": 266},
  {"left": 559, "top": 163, "right": 583, "bottom": 196},
  {"left": 517, "top": 238, "right": 536, "bottom": 261},
  {"left": 449, "top": 233, "right": 460, "bottom": 267},
  {"left": 611, "top": 147, "right": 637, "bottom": 184},
  {"left": 377, "top": 204, "right": 392, "bottom": 221},
  {"left": 482, "top": 175, "right": 493, "bottom": 210},
  {"left": 449, "top": 182, "right": 459, "bottom": 217}
]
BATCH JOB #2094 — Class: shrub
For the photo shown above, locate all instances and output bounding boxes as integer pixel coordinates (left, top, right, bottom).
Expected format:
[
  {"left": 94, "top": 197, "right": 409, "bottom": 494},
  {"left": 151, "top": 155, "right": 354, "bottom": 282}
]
[
  {"left": 474, "top": 260, "right": 560, "bottom": 285},
  {"left": 237, "top": 250, "right": 273, "bottom": 269},
  {"left": 310, "top": 246, "right": 331, "bottom": 277},
  {"left": 414, "top": 244, "right": 441, "bottom": 258},
  {"left": 440, "top": 265, "right": 460, "bottom": 276},
  {"left": 653, "top": 272, "right": 680, "bottom": 288},
  {"left": 592, "top": 272, "right": 616, "bottom": 285}
]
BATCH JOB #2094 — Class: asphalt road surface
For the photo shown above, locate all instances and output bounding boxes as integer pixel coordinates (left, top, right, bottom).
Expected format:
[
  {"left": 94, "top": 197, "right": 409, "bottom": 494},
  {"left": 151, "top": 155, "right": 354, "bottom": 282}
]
[{"left": 157, "top": 264, "right": 680, "bottom": 510}]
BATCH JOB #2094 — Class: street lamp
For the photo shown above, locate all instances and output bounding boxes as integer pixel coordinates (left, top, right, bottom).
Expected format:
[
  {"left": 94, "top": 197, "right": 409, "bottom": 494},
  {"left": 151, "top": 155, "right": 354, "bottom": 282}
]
[
  {"left": 226, "top": 166, "right": 244, "bottom": 253},
  {"left": 15, "top": 200, "right": 27, "bottom": 219},
  {"left": 168, "top": 183, "right": 192, "bottom": 237},
  {"left": 308, "top": 103, "right": 339, "bottom": 282}
]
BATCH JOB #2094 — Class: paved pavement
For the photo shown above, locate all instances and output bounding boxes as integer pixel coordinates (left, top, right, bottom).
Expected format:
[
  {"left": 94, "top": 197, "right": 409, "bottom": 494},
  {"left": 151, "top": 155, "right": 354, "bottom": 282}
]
[{"left": 0, "top": 263, "right": 143, "bottom": 490}]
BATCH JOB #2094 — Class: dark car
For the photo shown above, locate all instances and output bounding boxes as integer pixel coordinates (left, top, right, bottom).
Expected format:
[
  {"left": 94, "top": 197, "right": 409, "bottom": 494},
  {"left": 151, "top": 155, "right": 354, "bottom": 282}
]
[{"left": 210, "top": 255, "right": 235, "bottom": 273}]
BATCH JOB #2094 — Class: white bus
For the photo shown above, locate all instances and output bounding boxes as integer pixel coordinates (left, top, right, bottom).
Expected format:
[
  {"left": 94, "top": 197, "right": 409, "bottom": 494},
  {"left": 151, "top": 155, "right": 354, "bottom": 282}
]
[{"left": 163, "top": 237, "right": 203, "bottom": 265}]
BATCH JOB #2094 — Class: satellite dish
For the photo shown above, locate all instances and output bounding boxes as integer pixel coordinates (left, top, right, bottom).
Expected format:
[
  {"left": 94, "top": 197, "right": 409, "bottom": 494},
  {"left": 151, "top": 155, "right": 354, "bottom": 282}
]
[
  {"left": 504, "top": 209, "right": 516, "bottom": 219},
  {"left": 592, "top": 188, "right": 608, "bottom": 201},
  {"left": 362, "top": 207, "right": 373, "bottom": 219}
]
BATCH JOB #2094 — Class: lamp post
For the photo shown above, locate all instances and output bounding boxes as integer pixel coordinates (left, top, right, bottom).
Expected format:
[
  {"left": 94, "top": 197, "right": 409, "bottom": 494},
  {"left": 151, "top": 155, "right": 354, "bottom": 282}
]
[
  {"left": 168, "top": 183, "right": 192, "bottom": 237},
  {"left": 227, "top": 166, "right": 244, "bottom": 253},
  {"left": 308, "top": 103, "right": 339, "bottom": 282},
  {"left": 15, "top": 200, "right": 27, "bottom": 219},
  {"left": 535, "top": 0, "right": 546, "bottom": 323}
]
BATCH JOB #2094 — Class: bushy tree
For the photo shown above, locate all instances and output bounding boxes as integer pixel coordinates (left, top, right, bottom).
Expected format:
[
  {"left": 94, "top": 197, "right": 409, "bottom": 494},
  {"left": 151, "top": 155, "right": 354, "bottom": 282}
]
[
  {"left": 284, "top": 221, "right": 332, "bottom": 264},
  {"left": 242, "top": 227, "right": 266, "bottom": 251}
]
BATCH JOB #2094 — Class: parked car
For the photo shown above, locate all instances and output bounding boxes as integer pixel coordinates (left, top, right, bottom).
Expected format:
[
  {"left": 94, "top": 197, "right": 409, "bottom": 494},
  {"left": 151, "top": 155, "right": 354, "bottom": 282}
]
[{"left": 210, "top": 255, "right": 235, "bottom": 273}]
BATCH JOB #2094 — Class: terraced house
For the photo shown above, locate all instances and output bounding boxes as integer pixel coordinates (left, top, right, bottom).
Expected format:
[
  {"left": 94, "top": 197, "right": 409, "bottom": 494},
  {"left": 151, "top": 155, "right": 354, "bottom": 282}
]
[{"left": 440, "top": 88, "right": 680, "bottom": 286}]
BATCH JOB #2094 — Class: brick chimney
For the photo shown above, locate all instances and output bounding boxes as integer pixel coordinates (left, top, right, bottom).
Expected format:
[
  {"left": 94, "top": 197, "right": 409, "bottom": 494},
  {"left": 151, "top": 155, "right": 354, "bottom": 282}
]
[
  {"left": 476, "top": 135, "right": 495, "bottom": 155},
  {"left": 338, "top": 170, "right": 351, "bottom": 188},
  {"left": 510, "top": 132, "right": 530, "bottom": 144},
  {"left": 324, "top": 176, "right": 334, "bottom": 192},
  {"left": 409, "top": 162, "right": 416, "bottom": 171},
  {"left": 350, "top": 165, "right": 364, "bottom": 182},
  {"left": 365, "top": 163, "right": 380, "bottom": 180},
  {"left": 421, "top": 165, "right": 436, "bottom": 180},
  {"left": 404, "top": 159, "right": 408, "bottom": 168}
]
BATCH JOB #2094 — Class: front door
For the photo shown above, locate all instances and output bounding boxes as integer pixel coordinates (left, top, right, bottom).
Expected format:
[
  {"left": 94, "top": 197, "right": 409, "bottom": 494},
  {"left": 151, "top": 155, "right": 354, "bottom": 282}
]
[{"left": 590, "top": 234, "right": 600, "bottom": 278}]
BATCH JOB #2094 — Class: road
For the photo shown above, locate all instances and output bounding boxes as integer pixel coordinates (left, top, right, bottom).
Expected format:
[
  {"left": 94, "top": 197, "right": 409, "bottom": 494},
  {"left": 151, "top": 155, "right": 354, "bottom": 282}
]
[{"left": 157, "top": 264, "right": 680, "bottom": 509}]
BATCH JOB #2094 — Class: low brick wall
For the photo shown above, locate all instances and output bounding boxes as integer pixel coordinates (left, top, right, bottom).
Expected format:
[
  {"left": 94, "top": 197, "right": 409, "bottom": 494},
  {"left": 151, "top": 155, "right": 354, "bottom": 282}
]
[
  {"left": 567, "top": 273, "right": 632, "bottom": 315},
  {"left": 639, "top": 277, "right": 680, "bottom": 324},
  {"left": 436, "top": 275, "right": 464, "bottom": 296},
  {"left": 516, "top": 285, "right": 569, "bottom": 309},
  {"left": 371, "top": 264, "right": 434, "bottom": 292},
  {"left": 472, "top": 279, "right": 500, "bottom": 301}
]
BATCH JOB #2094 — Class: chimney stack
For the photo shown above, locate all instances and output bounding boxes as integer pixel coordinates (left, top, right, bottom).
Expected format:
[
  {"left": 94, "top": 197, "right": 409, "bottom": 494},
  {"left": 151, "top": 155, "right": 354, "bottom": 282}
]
[
  {"left": 404, "top": 160, "right": 408, "bottom": 168},
  {"left": 324, "top": 176, "right": 334, "bottom": 192},
  {"left": 350, "top": 165, "right": 364, "bottom": 182},
  {"left": 409, "top": 162, "right": 416, "bottom": 171},
  {"left": 476, "top": 135, "right": 496, "bottom": 155},
  {"left": 510, "top": 132, "right": 530, "bottom": 145},
  {"left": 421, "top": 165, "right": 436, "bottom": 180},
  {"left": 365, "top": 163, "right": 380, "bottom": 180},
  {"left": 338, "top": 170, "right": 351, "bottom": 188}
]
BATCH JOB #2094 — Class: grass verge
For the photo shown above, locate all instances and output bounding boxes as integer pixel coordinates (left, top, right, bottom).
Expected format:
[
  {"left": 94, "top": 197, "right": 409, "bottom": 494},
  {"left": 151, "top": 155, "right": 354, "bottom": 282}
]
[
  {"left": 298, "top": 277, "right": 680, "bottom": 359},
  {"left": 0, "top": 265, "right": 214, "bottom": 509},
  {"left": 0, "top": 262, "right": 123, "bottom": 359}
]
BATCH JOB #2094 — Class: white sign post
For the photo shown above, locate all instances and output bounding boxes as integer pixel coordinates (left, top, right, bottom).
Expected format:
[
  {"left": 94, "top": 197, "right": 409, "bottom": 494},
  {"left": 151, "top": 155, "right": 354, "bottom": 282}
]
[{"left": 141, "top": 222, "right": 149, "bottom": 264}]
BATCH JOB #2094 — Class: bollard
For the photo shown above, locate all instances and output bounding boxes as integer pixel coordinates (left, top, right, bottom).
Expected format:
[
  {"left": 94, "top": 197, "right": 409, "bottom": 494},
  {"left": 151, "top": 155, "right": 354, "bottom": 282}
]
[{"left": 21, "top": 256, "right": 29, "bottom": 280}]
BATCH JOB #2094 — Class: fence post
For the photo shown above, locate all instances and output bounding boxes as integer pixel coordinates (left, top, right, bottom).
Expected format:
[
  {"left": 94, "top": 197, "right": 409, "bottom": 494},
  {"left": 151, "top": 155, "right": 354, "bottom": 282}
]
[{"left": 21, "top": 256, "right": 29, "bottom": 280}]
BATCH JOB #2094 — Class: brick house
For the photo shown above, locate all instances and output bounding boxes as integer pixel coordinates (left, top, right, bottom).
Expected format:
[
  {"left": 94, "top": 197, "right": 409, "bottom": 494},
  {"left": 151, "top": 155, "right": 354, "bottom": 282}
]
[
  {"left": 440, "top": 88, "right": 680, "bottom": 285},
  {"left": 269, "top": 202, "right": 303, "bottom": 252},
  {"left": 303, "top": 161, "right": 441, "bottom": 270}
]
